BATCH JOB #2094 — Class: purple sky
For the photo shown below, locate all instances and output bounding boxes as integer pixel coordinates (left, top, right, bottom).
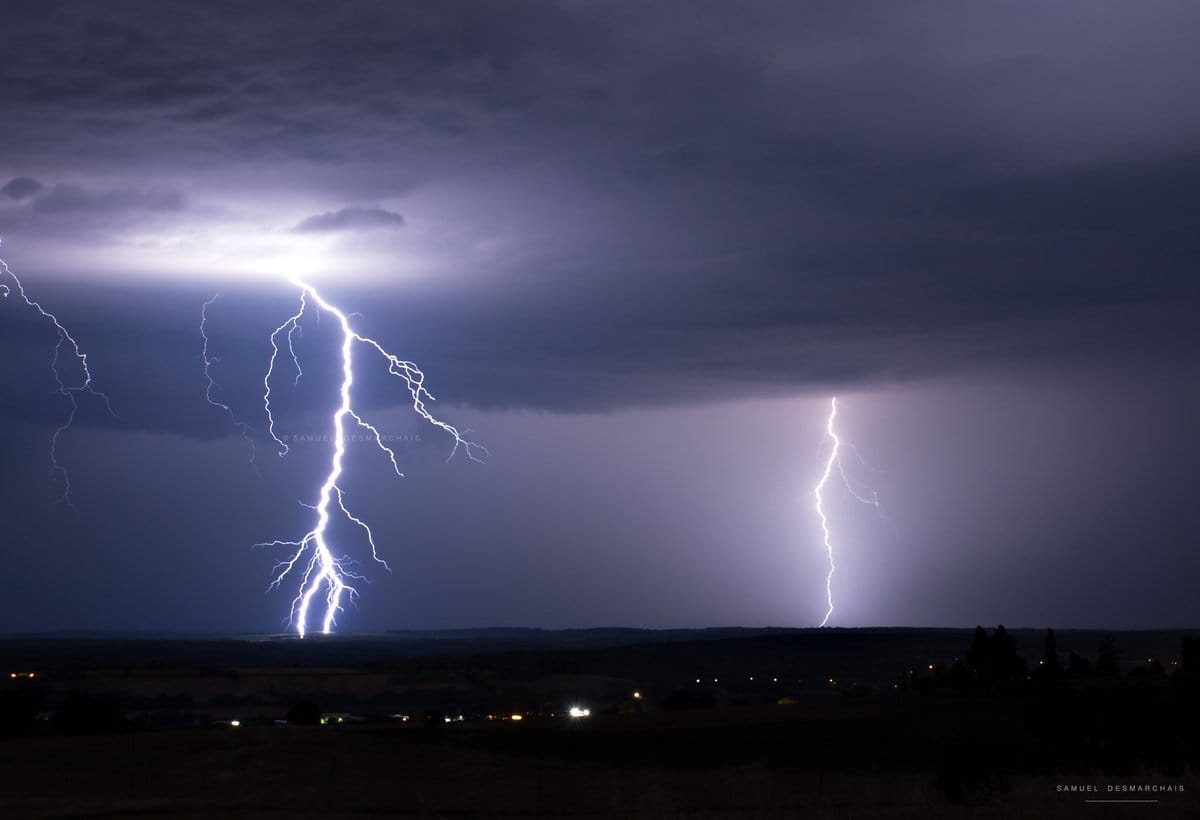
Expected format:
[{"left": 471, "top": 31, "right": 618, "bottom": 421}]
[{"left": 1, "top": 1, "right": 1198, "bottom": 632}]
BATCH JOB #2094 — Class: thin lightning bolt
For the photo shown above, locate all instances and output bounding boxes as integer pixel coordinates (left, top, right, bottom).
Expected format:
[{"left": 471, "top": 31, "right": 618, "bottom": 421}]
[
  {"left": 199, "top": 295, "right": 258, "bottom": 475},
  {"left": 253, "top": 279, "right": 486, "bottom": 638},
  {"left": 1, "top": 241, "right": 113, "bottom": 506},
  {"left": 814, "top": 396, "right": 881, "bottom": 628},
  {"left": 263, "top": 289, "right": 308, "bottom": 456}
]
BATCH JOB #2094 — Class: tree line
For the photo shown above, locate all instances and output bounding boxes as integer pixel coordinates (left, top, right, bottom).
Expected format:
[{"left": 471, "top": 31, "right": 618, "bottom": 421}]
[{"left": 904, "top": 627, "right": 1198, "bottom": 693}]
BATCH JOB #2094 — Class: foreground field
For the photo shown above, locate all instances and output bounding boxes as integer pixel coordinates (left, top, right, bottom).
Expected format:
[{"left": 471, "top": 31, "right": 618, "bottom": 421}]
[
  {"left": 1, "top": 629, "right": 1196, "bottom": 817},
  {"left": 1, "top": 719, "right": 1194, "bottom": 818}
]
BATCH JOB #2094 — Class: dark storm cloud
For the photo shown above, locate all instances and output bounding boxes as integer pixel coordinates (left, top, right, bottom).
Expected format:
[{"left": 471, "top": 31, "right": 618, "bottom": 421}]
[
  {"left": 2, "top": 177, "right": 42, "bottom": 200},
  {"left": 0, "top": 0, "right": 1198, "bottom": 418},
  {"left": 32, "top": 183, "right": 185, "bottom": 214},
  {"left": 293, "top": 206, "right": 405, "bottom": 234}
]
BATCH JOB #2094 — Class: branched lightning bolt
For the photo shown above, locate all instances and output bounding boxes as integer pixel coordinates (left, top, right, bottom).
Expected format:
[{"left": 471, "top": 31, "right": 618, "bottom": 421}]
[
  {"left": 200, "top": 295, "right": 259, "bottom": 475},
  {"left": 1, "top": 242, "right": 113, "bottom": 506},
  {"left": 255, "top": 279, "right": 486, "bottom": 637},
  {"left": 815, "top": 396, "right": 881, "bottom": 628},
  {"left": 263, "top": 290, "right": 308, "bottom": 457}
]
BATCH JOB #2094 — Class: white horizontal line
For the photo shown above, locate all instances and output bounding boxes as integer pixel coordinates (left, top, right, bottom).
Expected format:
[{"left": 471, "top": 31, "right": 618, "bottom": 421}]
[{"left": 1085, "top": 799, "right": 1160, "bottom": 803}]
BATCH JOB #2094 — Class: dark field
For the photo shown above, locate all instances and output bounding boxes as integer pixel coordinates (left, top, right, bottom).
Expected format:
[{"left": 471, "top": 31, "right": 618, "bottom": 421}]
[{"left": 1, "top": 627, "right": 1196, "bottom": 817}]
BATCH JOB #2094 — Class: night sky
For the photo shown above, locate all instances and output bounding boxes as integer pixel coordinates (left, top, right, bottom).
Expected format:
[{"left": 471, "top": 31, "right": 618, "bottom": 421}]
[{"left": 2, "top": 1, "right": 1198, "bottom": 633}]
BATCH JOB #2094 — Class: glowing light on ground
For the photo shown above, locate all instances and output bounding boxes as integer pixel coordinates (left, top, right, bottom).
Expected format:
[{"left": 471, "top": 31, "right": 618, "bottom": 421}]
[
  {"left": 814, "top": 396, "right": 881, "bottom": 627},
  {"left": 1, "top": 241, "right": 112, "bottom": 505}
]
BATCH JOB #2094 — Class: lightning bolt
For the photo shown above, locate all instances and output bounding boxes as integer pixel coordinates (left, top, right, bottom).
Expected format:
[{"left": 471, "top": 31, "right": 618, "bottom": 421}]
[
  {"left": 199, "top": 295, "right": 258, "bottom": 475},
  {"left": 251, "top": 279, "right": 486, "bottom": 638},
  {"left": 814, "top": 397, "right": 881, "bottom": 628},
  {"left": 1, "top": 241, "right": 112, "bottom": 506}
]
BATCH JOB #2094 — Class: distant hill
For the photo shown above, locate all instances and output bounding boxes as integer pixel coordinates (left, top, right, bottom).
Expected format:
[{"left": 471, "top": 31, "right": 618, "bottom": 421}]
[{"left": 0, "top": 626, "right": 1193, "bottom": 681}]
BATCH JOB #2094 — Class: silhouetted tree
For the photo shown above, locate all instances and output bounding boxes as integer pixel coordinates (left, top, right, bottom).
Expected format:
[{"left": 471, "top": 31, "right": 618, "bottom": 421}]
[
  {"left": 962, "top": 626, "right": 1026, "bottom": 688},
  {"left": 989, "top": 625, "right": 1026, "bottom": 682},
  {"left": 1096, "top": 633, "right": 1121, "bottom": 677},
  {"left": 1041, "top": 629, "right": 1061, "bottom": 676},
  {"left": 1182, "top": 637, "right": 1199, "bottom": 676},
  {"left": 966, "top": 626, "right": 991, "bottom": 680}
]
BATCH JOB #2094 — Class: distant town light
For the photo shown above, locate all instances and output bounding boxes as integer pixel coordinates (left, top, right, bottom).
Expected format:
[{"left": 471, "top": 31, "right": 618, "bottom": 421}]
[
  {"left": 510, "top": 714, "right": 523, "bottom": 721},
  {"left": 229, "top": 719, "right": 241, "bottom": 728},
  {"left": 568, "top": 706, "right": 591, "bottom": 718},
  {"left": 632, "top": 691, "right": 642, "bottom": 700}
]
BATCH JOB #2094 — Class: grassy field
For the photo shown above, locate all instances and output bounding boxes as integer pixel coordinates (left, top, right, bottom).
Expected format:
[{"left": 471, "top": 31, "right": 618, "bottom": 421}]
[{"left": 1, "top": 717, "right": 1194, "bottom": 818}]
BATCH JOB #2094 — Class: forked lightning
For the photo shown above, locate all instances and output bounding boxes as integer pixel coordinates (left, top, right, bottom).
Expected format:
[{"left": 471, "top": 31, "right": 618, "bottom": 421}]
[
  {"left": 1, "top": 241, "right": 111, "bottom": 505},
  {"left": 251, "top": 279, "right": 486, "bottom": 637}
]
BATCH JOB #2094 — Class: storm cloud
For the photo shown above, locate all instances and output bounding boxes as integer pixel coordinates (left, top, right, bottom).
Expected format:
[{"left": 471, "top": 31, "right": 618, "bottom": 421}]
[
  {"left": 293, "top": 206, "right": 405, "bottom": 234},
  {"left": 0, "top": 0, "right": 1196, "bottom": 418},
  {"left": 1, "top": 177, "right": 42, "bottom": 200},
  {"left": 33, "top": 183, "right": 185, "bottom": 214}
]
